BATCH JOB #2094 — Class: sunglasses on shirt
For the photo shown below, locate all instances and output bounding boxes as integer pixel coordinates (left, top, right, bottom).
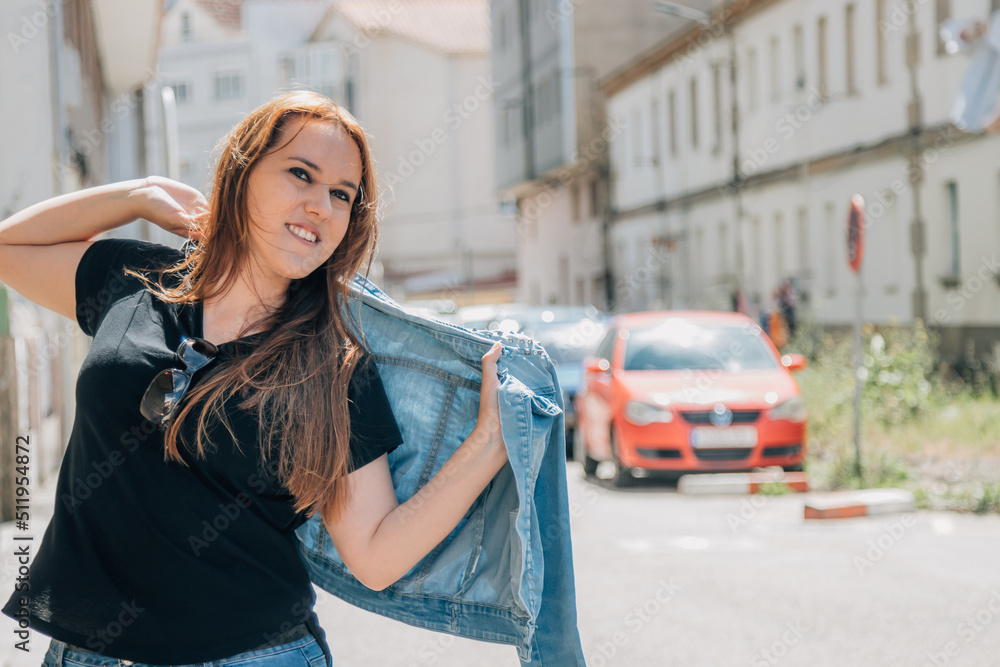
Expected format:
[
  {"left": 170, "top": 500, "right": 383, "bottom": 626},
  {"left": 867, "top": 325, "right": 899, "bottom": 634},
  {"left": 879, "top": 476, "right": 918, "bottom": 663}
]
[{"left": 140, "top": 337, "right": 219, "bottom": 429}]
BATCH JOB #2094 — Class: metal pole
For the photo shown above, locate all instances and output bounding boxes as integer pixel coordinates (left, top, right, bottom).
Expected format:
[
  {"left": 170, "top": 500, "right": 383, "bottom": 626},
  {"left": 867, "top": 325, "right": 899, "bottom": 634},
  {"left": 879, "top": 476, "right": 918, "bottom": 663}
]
[{"left": 853, "top": 264, "right": 863, "bottom": 479}]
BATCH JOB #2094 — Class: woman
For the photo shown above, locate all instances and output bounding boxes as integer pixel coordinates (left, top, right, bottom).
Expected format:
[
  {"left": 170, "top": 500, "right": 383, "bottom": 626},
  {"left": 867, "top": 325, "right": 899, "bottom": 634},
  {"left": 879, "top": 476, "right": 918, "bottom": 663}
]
[{"left": 0, "top": 90, "right": 508, "bottom": 666}]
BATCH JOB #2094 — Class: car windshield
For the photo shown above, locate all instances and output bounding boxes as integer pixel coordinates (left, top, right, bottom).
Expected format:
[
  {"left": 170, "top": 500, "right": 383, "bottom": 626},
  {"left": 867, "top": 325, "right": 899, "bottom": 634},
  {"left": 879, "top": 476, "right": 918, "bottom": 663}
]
[
  {"left": 487, "top": 307, "right": 606, "bottom": 365},
  {"left": 532, "top": 327, "right": 601, "bottom": 365},
  {"left": 622, "top": 320, "right": 779, "bottom": 372}
]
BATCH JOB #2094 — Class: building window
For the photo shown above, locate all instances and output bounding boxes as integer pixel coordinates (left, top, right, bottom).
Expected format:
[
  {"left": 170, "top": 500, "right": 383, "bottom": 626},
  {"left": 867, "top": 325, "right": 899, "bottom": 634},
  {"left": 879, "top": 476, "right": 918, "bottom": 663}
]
[
  {"left": 747, "top": 47, "right": 758, "bottom": 111},
  {"left": 181, "top": 12, "right": 192, "bottom": 42},
  {"left": 668, "top": 88, "right": 677, "bottom": 157},
  {"left": 752, "top": 216, "right": 763, "bottom": 294},
  {"left": 718, "top": 221, "right": 729, "bottom": 274},
  {"left": 797, "top": 207, "right": 810, "bottom": 280},
  {"left": 214, "top": 71, "right": 243, "bottom": 100},
  {"left": 824, "top": 202, "right": 836, "bottom": 296},
  {"left": 774, "top": 212, "right": 785, "bottom": 279},
  {"left": 689, "top": 76, "right": 698, "bottom": 149},
  {"left": 946, "top": 180, "right": 960, "bottom": 277},
  {"left": 793, "top": 24, "right": 806, "bottom": 90},
  {"left": 559, "top": 255, "right": 570, "bottom": 303},
  {"left": 936, "top": 0, "right": 951, "bottom": 55},
  {"left": 846, "top": 3, "right": 857, "bottom": 95},
  {"left": 769, "top": 36, "right": 781, "bottom": 102},
  {"left": 650, "top": 98, "right": 661, "bottom": 165},
  {"left": 535, "top": 81, "right": 545, "bottom": 125},
  {"left": 694, "top": 227, "right": 704, "bottom": 296},
  {"left": 554, "top": 71, "right": 561, "bottom": 116},
  {"left": 279, "top": 55, "right": 296, "bottom": 87},
  {"left": 589, "top": 178, "right": 599, "bottom": 218},
  {"left": 712, "top": 66, "right": 723, "bottom": 153},
  {"left": 876, "top": 0, "right": 889, "bottom": 86},
  {"left": 632, "top": 108, "right": 642, "bottom": 167},
  {"left": 570, "top": 183, "right": 581, "bottom": 223},
  {"left": 817, "top": 16, "right": 828, "bottom": 97},
  {"left": 169, "top": 81, "right": 190, "bottom": 104}
]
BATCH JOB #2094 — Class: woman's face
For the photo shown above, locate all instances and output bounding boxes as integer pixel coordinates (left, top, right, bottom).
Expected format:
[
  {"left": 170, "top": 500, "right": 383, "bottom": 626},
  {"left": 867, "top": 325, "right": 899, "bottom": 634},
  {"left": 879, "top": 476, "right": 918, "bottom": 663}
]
[{"left": 244, "top": 114, "right": 363, "bottom": 291}]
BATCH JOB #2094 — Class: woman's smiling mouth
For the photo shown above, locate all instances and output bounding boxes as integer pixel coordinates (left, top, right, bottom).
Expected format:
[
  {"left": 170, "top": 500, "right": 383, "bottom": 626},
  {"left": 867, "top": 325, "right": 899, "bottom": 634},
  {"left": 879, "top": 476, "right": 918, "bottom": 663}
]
[{"left": 286, "top": 223, "right": 319, "bottom": 244}]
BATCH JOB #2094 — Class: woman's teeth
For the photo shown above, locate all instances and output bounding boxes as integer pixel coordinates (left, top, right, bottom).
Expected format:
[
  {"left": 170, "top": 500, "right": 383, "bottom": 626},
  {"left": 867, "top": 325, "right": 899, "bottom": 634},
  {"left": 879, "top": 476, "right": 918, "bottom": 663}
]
[{"left": 287, "top": 224, "right": 318, "bottom": 243}]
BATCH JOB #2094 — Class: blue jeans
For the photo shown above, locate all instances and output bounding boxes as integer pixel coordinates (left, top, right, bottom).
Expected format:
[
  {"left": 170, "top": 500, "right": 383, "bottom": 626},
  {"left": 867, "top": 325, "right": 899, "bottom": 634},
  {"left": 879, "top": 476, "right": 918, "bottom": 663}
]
[{"left": 40, "top": 635, "right": 329, "bottom": 667}]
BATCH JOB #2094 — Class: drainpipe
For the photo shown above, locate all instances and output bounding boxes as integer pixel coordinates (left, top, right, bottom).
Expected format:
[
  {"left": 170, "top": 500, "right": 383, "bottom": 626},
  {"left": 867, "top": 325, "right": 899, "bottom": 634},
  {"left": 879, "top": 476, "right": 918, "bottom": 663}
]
[
  {"left": 727, "top": 18, "right": 745, "bottom": 295},
  {"left": 905, "top": 7, "right": 927, "bottom": 321},
  {"left": 518, "top": 0, "right": 536, "bottom": 182}
]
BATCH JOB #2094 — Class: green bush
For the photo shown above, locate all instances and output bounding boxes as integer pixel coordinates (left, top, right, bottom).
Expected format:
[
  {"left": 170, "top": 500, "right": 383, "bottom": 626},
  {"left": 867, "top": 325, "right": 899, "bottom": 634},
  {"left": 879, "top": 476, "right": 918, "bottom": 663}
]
[{"left": 793, "top": 320, "right": 941, "bottom": 489}]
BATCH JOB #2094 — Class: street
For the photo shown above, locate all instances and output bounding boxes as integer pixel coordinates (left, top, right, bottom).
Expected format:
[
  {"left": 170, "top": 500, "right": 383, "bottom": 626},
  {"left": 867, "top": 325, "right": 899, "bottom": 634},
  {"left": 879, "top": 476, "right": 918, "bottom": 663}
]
[
  {"left": 2, "top": 463, "right": 1000, "bottom": 667},
  {"left": 314, "top": 463, "right": 1000, "bottom": 667}
]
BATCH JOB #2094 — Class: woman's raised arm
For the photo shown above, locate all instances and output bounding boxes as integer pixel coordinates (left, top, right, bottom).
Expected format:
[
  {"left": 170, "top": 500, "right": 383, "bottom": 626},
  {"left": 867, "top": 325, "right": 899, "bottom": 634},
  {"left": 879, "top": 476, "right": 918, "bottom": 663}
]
[
  {"left": 322, "top": 342, "right": 509, "bottom": 592},
  {"left": 0, "top": 176, "right": 207, "bottom": 319}
]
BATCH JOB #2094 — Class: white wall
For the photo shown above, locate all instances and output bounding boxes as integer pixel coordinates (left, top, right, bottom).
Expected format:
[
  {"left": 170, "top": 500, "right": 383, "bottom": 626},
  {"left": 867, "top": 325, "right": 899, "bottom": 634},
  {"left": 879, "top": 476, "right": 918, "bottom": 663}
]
[
  {"left": 607, "top": 0, "right": 1000, "bottom": 337},
  {"left": 311, "top": 19, "right": 516, "bottom": 293}
]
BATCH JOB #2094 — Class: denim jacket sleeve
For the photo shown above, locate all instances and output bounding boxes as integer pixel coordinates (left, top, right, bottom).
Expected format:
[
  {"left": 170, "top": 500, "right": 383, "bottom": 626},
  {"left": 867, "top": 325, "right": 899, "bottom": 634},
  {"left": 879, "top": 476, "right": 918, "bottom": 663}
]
[{"left": 294, "top": 273, "right": 587, "bottom": 666}]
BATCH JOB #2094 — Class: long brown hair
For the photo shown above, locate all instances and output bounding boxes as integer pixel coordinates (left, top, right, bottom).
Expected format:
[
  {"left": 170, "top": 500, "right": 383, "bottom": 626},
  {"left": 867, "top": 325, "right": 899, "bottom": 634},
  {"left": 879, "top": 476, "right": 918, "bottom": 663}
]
[{"left": 131, "top": 90, "right": 381, "bottom": 521}]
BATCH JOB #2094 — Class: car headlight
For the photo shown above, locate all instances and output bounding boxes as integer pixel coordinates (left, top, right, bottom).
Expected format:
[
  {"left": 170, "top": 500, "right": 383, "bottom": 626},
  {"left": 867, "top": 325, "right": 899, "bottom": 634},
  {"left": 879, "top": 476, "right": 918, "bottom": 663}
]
[
  {"left": 625, "top": 401, "right": 674, "bottom": 426},
  {"left": 769, "top": 397, "right": 807, "bottom": 423}
]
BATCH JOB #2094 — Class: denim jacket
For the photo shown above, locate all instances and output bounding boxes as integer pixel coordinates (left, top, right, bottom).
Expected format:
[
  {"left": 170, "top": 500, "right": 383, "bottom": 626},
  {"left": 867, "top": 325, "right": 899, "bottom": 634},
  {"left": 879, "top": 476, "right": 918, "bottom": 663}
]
[{"left": 294, "top": 273, "right": 587, "bottom": 666}]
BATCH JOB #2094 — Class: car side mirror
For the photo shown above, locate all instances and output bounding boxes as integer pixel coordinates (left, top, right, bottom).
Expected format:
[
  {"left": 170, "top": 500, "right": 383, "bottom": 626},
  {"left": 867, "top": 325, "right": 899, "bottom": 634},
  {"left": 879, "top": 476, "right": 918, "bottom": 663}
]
[{"left": 781, "top": 353, "right": 807, "bottom": 372}]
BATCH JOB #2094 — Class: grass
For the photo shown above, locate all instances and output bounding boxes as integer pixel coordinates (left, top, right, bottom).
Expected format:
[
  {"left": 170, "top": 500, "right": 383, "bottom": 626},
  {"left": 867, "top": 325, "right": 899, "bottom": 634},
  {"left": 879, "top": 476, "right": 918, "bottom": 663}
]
[{"left": 786, "top": 320, "right": 1000, "bottom": 514}]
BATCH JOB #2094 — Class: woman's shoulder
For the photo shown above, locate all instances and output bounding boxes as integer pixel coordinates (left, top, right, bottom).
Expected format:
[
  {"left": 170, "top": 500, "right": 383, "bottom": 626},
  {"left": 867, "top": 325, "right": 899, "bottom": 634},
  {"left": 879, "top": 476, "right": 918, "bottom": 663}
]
[
  {"left": 80, "top": 238, "right": 189, "bottom": 292},
  {"left": 91, "top": 237, "right": 185, "bottom": 268}
]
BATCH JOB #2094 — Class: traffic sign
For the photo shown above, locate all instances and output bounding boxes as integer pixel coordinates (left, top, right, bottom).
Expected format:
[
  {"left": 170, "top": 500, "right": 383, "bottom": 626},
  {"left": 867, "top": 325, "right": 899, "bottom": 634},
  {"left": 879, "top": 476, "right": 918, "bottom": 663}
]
[{"left": 848, "top": 195, "right": 865, "bottom": 273}]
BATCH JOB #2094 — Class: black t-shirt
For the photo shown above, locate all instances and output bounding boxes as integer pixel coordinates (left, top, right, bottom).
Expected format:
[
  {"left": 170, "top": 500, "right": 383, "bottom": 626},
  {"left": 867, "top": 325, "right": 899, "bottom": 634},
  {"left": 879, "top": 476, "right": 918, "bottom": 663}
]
[{"left": 1, "top": 239, "right": 403, "bottom": 663}]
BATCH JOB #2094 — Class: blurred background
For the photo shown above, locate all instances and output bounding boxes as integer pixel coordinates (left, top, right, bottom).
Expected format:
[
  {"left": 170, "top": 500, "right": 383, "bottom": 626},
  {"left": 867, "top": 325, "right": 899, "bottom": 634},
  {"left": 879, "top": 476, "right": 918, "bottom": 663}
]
[{"left": 2, "top": 0, "right": 1000, "bottom": 665}]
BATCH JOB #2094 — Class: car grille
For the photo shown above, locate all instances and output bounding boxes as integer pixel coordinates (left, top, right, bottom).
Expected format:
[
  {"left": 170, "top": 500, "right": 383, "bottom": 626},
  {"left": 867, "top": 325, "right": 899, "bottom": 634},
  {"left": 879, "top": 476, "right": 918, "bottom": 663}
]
[
  {"left": 681, "top": 410, "right": 760, "bottom": 424},
  {"left": 693, "top": 447, "right": 754, "bottom": 461},
  {"left": 762, "top": 445, "right": 802, "bottom": 457},
  {"left": 637, "top": 448, "right": 682, "bottom": 459}
]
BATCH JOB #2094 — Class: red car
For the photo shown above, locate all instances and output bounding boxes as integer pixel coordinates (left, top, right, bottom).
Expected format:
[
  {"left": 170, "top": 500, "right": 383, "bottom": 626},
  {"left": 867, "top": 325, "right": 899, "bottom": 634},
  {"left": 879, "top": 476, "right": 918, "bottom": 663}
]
[{"left": 575, "top": 311, "right": 808, "bottom": 486}]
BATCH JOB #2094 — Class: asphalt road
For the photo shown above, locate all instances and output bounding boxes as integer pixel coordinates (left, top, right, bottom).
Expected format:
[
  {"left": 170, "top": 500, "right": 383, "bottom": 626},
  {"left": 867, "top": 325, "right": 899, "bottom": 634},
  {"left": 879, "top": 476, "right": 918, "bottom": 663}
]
[
  {"left": 2, "top": 462, "right": 999, "bottom": 667},
  {"left": 315, "top": 462, "right": 1000, "bottom": 667}
]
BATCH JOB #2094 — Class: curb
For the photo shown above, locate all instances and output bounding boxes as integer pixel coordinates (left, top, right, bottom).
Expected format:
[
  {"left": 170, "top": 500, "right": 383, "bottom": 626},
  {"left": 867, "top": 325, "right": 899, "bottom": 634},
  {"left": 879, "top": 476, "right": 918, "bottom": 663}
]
[
  {"left": 803, "top": 488, "right": 916, "bottom": 519},
  {"left": 678, "top": 471, "right": 809, "bottom": 495}
]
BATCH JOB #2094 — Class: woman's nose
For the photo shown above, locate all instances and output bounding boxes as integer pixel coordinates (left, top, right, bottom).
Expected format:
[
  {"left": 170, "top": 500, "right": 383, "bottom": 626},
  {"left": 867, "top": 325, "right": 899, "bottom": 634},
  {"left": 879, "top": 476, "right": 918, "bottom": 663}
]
[{"left": 303, "top": 184, "right": 334, "bottom": 220}]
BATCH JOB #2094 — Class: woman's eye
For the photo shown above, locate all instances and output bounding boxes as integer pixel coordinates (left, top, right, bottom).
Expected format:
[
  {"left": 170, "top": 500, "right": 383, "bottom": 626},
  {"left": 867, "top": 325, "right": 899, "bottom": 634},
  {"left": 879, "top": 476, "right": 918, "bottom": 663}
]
[
  {"left": 330, "top": 190, "right": 350, "bottom": 203},
  {"left": 290, "top": 167, "right": 309, "bottom": 181}
]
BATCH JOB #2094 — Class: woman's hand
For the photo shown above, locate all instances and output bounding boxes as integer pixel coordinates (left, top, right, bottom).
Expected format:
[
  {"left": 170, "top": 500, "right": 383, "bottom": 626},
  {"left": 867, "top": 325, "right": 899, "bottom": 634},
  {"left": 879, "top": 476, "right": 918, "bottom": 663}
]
[
  {"left": 474, "top": 342, "right": 507, "bottom": 459},
  {"left": 130, "top": 176, "right": 209, "bottom": 239}
]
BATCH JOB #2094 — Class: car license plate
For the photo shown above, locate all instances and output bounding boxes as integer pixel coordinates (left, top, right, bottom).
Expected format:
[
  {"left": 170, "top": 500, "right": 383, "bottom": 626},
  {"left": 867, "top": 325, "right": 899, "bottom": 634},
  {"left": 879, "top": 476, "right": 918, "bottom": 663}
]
[{"left": 690, "top": 426, "right": 758, "bottom": 448}]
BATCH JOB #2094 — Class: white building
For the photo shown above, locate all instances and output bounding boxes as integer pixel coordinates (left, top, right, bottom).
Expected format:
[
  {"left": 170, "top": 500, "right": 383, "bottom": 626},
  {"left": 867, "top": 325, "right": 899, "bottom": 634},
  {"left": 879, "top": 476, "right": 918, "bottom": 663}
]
[
  {"left": 490, "top": 0, "right": 708, "bottom": 310},
  {"left": 0, "top": 0, "right": 162, "bottom": 491},
  {"left": 157, "top": 0, "right": 515, "bottom": 304},
  {"left": 155, "top": 0, "right": 328, "bottom": 193},
  {"left": 603, "top": 0, "right": 1000, "bottom": 359},
  {"left": 308, "top": 0, "right": 518, "bottom": 304}
]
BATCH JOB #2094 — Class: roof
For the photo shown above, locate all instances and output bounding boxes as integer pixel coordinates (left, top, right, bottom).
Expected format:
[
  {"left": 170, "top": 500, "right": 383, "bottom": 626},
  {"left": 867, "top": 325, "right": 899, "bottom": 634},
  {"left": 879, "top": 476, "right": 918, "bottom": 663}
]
[
  {"left": 192, "top": 0, "right": 245, "bottom": 30},
  {"left": 327, "top": 0, "right": 490, "bottom": 55},
  {"left": 601, "top": 0, "right": 777, "bottom": 96}
]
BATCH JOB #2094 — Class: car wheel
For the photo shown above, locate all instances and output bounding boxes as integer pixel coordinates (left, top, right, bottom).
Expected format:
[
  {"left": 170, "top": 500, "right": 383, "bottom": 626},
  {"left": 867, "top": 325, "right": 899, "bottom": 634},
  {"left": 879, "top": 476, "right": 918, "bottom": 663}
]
[
  {"left": 782, "top": 463, "right": 804, "bottom": 472},
  {"left": 609, "top": 427, "right": 633, "bottom": 488}
]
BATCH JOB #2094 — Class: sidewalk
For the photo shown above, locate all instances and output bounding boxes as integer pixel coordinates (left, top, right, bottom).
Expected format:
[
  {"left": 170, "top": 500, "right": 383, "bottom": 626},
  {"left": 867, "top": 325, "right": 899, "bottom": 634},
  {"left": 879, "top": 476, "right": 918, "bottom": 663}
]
[{"left": 0, "top": 454, "right": 60, "bottom": 667}]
